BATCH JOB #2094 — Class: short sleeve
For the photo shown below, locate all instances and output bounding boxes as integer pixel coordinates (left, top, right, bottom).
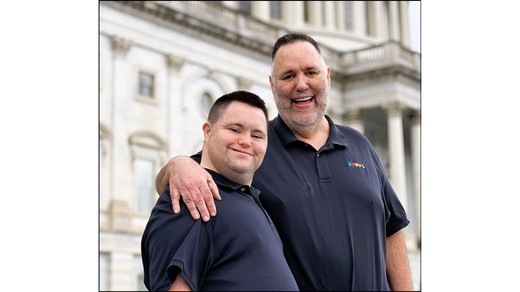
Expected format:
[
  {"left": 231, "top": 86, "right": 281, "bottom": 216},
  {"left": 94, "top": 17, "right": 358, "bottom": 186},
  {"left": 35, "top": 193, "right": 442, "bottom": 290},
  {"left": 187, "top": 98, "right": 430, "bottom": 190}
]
[
  {"left": 381, "top": 174, "right": 410, "bottom": 237},
  {"left": 142, "top": 188, "right": 212, "bottom": 291},
  {"left": 167, "top": 220, "right": 213, "bottom": 291}
]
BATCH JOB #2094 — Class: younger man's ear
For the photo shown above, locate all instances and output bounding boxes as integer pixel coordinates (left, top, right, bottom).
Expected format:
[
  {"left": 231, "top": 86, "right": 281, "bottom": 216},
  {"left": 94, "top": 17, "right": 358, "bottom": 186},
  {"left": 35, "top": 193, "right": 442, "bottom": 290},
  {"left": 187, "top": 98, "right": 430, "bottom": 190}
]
[{"left": 202, "top": 122, "right": 211, "bottom": 142}]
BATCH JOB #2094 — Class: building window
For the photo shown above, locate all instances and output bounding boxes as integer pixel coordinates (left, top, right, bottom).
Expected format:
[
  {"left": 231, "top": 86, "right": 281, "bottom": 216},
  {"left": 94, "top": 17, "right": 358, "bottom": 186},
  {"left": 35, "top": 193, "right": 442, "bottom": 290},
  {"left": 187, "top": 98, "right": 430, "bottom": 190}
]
[
  {"left": 201, "top": 92, "right": 214, "bottom": 113},
  {"left": 270, "top": 1, "right": 281, "bottom": 19},
  {"left": 239, "top": 1, "right": 251, "bottom": 15},
  {"left": 138, "top": 72, "right": 154, "bottom": 98},
  {"left": 136, "top": 158, "right": 155, "bottom": 213},
  {"left": 345, "top": 1, "right": 352, "bottom": 30}
]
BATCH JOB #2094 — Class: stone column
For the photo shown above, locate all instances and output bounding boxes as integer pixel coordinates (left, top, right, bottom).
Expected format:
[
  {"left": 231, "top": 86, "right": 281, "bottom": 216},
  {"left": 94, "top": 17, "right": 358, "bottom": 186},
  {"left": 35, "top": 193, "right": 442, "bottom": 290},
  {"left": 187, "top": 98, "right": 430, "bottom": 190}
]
[
  {"left": 400, "top": 1, "right": 411, "bottom": 48},
  {"left": 351, "top": 1, "right": 366, "bottom": 35},
  {"left": 324, "top": 1, "right": 336, "bottom": 29},
  {"left": 409, "top": 109, "right": 421, "bottom": 236},
  {"left": 283, "top": 1, "right": 304, "bottom": 26},
  {"left": 383, "top": 101, "right": 408, "bottom": 213},
  {"left": 371, "top": 1, "right": 384, "bottom": 39},
  {"left": 343, "top": 109, "right": 365, "bottom": 135},
  {"left": 307, "top": 1, "right": 321, "bottom": 26},
  {"left": 111, "top": 36, "right": 133, "bottom": 205},
  {"left": 252, "top": 1, "right": 269, "bottom": 22},
  {"left": 335, "top": 1, "right": 346, "bottom": 30},
  {"left": 388, "top": 1, "right": 400, "bottom": 42}
]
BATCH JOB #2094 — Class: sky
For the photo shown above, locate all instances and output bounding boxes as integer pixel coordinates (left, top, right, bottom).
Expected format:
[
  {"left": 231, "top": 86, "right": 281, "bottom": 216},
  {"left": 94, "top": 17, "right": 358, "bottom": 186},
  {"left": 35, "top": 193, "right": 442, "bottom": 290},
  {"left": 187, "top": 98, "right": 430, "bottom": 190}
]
[{"left": 409, "top": 1, "right": 421, "bottom": 53}]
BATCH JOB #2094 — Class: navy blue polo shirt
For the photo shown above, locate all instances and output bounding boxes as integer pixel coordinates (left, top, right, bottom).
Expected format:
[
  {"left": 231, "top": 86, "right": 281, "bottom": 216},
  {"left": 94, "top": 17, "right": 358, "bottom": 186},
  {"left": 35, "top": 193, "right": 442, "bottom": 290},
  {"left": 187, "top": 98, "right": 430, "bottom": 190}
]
[
  {"left": 141, "top": 169, "right": 299, "bottom": 291},
  {"left": 191, "top": 114, "right": 409, "bottom": 290},
  {"left": 255, "top": 115, "right": 409, "bottom": 291}
]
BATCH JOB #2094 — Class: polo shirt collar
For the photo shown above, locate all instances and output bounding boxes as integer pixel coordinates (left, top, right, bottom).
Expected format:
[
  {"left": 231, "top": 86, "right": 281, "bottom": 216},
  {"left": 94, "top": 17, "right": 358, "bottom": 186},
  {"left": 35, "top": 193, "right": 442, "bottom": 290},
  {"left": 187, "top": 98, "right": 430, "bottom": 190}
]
[
  {"left": 271, "top": 114, "right": 348, "bottom": 149},
  {"left": 205, "top": 168, "right": 253, "bottom": 195}
]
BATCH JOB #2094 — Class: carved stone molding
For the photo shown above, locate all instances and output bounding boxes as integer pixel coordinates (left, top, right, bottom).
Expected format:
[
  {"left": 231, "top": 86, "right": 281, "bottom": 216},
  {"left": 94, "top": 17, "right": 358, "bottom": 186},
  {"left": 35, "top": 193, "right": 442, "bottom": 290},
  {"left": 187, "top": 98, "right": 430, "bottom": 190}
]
[
  {"left": 343, "top": 108, "right": 364, "bottom": 121},
  {"left": 237, "top": 77, "right": 254, "bottom": 90},
  {"left": 382, "top": 100, "right": 406, "bottom": 117},
  {"left": 167, "top": 54, "right": 186, "bottom": 73},
  {"left": 112, "top": 36, "right": 133, "bottom": 59}
]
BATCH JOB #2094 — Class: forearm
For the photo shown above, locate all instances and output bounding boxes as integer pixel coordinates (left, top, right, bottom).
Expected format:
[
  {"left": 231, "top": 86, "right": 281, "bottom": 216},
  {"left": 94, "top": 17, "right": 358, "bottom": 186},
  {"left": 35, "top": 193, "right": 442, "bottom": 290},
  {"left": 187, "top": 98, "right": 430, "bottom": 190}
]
[
  {"left": 155, "top": 155, "right": 190, "bottom": 195},
  {"left": 168, "top": 273, "right": 192, "bottom": 291},
  {"left": 386, "top": 230, "right": 413, "bottom": 291}
]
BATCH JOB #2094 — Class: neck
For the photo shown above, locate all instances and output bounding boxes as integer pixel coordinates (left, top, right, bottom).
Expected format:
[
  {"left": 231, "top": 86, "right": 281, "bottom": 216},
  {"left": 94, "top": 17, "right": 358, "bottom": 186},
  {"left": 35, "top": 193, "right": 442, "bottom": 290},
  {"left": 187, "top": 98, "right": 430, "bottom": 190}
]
[
  {"left": 201, "top": 150, "right": 253, "bottom": 186},
  {"left": 289, "top": 116, "right": 329, "bottom": 150}
]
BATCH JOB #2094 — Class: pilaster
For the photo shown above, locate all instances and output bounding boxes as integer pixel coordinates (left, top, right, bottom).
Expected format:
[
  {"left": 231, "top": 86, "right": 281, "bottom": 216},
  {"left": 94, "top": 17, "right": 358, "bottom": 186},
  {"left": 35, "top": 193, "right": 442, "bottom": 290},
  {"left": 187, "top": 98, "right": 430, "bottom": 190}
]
[{"left": 111, "top": 36, "right": 133, "bottom": 204}]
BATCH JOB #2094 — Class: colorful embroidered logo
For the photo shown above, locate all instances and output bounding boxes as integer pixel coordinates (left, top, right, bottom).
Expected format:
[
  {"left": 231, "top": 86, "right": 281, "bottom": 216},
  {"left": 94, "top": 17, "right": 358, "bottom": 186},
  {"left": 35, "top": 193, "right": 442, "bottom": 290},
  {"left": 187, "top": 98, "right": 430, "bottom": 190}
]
[{"left": 348, "top": 161, "right": 366, "bottom": 170}]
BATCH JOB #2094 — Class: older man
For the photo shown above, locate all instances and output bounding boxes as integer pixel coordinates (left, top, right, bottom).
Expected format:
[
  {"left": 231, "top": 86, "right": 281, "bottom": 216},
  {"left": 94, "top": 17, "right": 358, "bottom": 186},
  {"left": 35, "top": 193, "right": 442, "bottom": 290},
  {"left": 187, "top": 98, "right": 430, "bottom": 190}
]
[{"left": 156, "top": 33, "right": 413, "bottom": 291}]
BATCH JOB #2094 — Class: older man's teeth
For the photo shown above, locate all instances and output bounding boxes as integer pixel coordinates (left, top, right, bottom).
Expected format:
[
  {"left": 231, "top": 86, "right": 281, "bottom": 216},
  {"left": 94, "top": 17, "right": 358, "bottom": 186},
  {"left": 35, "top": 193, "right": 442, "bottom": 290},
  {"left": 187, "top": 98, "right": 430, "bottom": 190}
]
[{"left": 295, "top": 97, "right": 312, "bottom": 103}]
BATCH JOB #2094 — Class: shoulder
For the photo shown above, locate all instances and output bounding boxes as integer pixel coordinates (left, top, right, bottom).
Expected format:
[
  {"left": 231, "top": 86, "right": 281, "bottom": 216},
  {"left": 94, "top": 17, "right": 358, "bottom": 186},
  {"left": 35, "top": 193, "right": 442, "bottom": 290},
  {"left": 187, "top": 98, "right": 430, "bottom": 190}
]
[{"left": 334, "top": 123, "right": 374, "bottom": 147}]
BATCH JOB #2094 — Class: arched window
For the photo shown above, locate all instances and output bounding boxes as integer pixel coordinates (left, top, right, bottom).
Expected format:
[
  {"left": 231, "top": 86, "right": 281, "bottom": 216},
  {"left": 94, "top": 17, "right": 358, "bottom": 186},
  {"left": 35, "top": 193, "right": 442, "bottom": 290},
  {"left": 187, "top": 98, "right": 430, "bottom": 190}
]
[{"left": 201, "top": 92, "right": 214, "bottom": 114}]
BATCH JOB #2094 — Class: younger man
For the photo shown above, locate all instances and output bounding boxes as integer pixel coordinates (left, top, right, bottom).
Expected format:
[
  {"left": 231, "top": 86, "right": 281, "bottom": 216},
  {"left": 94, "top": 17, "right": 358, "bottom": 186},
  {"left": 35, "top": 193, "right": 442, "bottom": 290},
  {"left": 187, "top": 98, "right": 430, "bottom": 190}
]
[{"left": 141, "top": 91, "right": 298, "bottom": 291}]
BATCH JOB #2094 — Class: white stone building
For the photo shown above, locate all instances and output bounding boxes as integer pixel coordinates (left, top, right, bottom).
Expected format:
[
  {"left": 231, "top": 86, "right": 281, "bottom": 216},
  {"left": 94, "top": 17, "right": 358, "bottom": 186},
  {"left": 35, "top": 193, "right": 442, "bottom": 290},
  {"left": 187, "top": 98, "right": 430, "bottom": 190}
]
[{"left": 99, "top": 1, "right": 421, "bottom": 291}]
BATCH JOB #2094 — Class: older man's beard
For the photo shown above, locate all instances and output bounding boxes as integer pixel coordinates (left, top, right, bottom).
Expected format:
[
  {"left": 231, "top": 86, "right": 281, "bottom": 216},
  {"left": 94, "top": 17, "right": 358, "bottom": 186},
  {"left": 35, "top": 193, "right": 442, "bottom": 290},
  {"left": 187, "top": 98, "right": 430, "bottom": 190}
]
[{"left": 273, "top": 86, "right": 330, "bottom": 132}]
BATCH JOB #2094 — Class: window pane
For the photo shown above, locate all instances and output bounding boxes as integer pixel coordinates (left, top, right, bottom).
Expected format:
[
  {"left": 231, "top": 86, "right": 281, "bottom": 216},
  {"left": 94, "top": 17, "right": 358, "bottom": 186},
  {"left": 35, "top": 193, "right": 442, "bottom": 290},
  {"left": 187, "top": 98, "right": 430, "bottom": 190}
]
[
  {"left": 136, "top": 159, "right": 154, "bottom": 213},
  {"left": 201, "top": 92, "right": 213, "bottom": 113},
  {"left": 139, "top": 72, "right": 154, "bottom": 97}
]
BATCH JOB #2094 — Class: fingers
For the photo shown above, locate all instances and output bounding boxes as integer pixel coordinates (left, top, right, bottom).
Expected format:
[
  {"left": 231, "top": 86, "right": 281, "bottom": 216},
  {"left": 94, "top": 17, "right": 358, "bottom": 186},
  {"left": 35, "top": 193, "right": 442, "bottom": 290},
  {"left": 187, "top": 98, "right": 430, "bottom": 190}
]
[
  {"left": 182, "top": 187, "right": 202, "bottom": 221},
  {"left": 208, "top": 179, "right": 221, "bottom": 201},
  {"left": 170, "top": 186, "right": 181, "bottom": 214},
  {"left": 199, "top": 184, "right": 217, "bottom": 218},
  {"left": 193, "top": 187, "right": 210, "bottom": 222}
]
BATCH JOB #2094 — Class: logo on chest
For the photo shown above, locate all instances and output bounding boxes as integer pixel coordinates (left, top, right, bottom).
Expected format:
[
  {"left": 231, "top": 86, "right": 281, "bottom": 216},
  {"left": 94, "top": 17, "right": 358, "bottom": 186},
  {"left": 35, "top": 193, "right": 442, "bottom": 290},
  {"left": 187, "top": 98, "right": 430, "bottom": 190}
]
[{"left": 348, "top": 161, "right": 366, "bottom": 170}]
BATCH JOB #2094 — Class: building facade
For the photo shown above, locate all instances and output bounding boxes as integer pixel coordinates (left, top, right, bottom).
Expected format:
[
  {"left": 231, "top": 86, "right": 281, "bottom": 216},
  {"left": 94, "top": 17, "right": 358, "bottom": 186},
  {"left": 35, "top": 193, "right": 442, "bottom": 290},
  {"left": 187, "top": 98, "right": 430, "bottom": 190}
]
[{"left": 99, "top": 1, "right": 421, "bottom": 291}]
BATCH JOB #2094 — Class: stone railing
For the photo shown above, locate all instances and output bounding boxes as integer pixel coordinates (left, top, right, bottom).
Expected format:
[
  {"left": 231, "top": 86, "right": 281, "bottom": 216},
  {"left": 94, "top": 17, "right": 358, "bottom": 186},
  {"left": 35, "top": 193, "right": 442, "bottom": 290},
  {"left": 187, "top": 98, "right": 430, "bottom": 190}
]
[
  {"left": 341, "top": 41, "right": 421, "bottom": 75},
  {"left": 161, "top": 1, "right": 280, "bottom": 41}
]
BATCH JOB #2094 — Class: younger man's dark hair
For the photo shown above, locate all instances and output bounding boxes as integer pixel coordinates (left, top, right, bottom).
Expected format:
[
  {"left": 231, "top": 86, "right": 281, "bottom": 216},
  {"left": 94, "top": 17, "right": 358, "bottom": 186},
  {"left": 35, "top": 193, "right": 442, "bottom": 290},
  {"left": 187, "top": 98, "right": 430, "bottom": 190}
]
[
  {"left": 271, "top": 33, "right": 322, "bottom": 61},
  {"left": 207, "top": 90, "right": 269, "bottom": 125}
]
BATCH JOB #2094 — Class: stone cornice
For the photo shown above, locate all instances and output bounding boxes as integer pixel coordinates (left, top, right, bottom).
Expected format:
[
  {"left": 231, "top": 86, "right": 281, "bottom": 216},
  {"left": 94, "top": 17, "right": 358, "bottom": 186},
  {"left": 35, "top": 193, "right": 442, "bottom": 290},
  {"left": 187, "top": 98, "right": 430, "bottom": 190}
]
[
  {"left": 101, "top": 1, "right": 420, "bottom": 85},
  {"left": 101, "top": 1, "right": 276, "bottom": 59}
]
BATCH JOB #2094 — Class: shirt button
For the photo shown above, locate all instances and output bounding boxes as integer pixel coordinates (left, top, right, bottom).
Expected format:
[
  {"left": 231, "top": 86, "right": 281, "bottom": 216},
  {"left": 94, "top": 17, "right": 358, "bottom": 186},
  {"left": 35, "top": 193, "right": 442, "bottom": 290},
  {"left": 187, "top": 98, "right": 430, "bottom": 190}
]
[
  {"left": 317, "top": 154, "right": 320, "bottom": 157},
  {"left": 240, "top": 188, "right": 245, "bottom": 192}
]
